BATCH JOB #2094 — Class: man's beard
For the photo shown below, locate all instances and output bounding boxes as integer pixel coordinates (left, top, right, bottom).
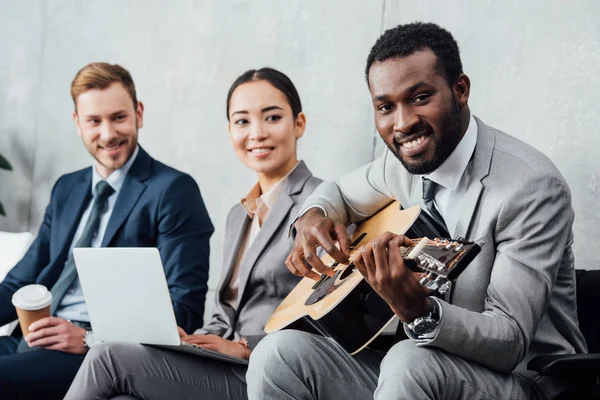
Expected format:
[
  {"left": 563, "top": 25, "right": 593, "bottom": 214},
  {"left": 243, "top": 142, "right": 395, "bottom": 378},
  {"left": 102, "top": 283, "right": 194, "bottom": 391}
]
[
  {"left": 385, "top": 99, "right": 462, "bottom": 175},
  {"left": 93, "top": 128, "right": 138, "bottom": 172}
]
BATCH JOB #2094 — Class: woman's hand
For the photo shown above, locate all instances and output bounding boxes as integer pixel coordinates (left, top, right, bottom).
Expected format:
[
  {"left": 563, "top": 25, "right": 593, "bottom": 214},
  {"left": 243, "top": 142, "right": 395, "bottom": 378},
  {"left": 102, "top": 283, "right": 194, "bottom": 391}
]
[{"left": 181, "top": 333, "right": 251, "bottom": 360}]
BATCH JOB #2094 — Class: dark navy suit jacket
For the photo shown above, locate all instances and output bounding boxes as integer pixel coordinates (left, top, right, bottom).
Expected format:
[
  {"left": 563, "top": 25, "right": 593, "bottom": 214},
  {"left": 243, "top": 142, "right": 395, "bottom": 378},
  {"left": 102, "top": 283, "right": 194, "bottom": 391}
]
[{"left": 0, "top": 147, "right": 213, "bottom": 333}]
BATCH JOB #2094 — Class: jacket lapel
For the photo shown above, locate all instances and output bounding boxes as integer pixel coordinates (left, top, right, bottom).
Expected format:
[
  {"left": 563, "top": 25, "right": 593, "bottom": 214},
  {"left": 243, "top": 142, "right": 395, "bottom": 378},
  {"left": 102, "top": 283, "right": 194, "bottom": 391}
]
[
  {"left": 214, "top": 206, "right": 250, "bottom": 333},
  {"left": 218, "top": 206, "right": 251, "bottom": 299},
  {"left": 453, "top": 117, "right": 494, "bottom": 240},
  {"left": 56, "top": 171, "right": 92, "bottom": 257},
  {"left": 235, "top": 161, "right": 312, "bottom": 307},
  {"left": 101, "top": 147, "right": 151, "bottom": 247},
  {"left": 453, "top": 170, "right": 483, "bottom": 239}
]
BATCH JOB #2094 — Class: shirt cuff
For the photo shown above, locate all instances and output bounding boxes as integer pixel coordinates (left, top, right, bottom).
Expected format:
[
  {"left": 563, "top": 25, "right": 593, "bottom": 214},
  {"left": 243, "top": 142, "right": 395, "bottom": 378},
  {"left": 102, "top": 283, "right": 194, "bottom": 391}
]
[
  {"left": 404, "top": 297, "right": 443, "bottom": 341},
  {"left": 289, "top": 205, "right": 329, "bottom": 238},
  {"left": 299, "top": 205, "right": 328, "bottom": 219}
]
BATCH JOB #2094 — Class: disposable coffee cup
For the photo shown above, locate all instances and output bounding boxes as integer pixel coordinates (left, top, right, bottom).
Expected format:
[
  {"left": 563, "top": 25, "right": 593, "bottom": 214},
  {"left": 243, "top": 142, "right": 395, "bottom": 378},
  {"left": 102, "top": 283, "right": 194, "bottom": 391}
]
[{"left": 11, "top": 284, "right": 53, "bottom": 337}]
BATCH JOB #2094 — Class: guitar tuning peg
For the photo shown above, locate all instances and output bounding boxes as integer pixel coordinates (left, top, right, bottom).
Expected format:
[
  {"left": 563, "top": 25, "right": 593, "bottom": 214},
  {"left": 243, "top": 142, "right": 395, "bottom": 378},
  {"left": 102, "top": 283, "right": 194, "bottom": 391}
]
[
  {"left": 427, "top": 276, "right": 452, "bottom": 294},
  {"left": 436, "top": 278, "right": 452, "bottom": 294},
  {"left": 419, "top": 272, "right": 434, "bottom": 287},
  {"left": 425, "top": 278, "right": 440, "bottom": 291}
]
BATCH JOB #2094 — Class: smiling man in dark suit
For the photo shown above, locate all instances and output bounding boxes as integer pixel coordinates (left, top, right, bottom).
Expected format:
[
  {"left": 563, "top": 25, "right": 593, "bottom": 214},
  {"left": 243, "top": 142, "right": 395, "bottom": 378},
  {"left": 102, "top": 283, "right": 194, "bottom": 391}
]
[{"left": 0, "top": 62, "right": 213, "bottom": 400}]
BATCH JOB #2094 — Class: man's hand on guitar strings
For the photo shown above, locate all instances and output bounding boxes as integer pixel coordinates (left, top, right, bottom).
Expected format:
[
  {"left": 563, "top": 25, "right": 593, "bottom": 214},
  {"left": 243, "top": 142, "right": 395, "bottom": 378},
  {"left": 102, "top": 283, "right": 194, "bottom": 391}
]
[
  {"left": 286, "top": 208, "right": 351, "bottom": 280},
  {"left": 352, "top": 232, "right": 433, "bottom": 323}
]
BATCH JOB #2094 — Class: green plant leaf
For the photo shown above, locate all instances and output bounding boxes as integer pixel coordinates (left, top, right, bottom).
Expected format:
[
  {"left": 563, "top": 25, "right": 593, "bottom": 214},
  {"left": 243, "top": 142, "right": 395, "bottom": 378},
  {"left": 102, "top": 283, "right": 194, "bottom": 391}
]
[
  {"left": 0, "top": 201, "right": 5, "bottom": 216},
  {"left": 0, "top": 154, "right": 12, "bottom": 171}
]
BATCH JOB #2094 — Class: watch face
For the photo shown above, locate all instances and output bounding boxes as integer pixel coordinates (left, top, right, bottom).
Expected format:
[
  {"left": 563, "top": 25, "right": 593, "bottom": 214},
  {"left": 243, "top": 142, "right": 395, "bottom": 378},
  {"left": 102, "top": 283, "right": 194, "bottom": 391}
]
[{"left": 412, "top": 318, "right": 438, "bottom": 335}]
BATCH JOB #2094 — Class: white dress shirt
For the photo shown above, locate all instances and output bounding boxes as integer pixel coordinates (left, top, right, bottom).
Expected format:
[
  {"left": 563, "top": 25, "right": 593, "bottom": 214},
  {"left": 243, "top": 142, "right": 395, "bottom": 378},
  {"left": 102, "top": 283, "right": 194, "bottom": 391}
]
[
  {"left": 423, "top": 114, "right": 477, "bottom": 238},
  {"left": 56, "top": 146, "right": 140, "bottom": 322}
]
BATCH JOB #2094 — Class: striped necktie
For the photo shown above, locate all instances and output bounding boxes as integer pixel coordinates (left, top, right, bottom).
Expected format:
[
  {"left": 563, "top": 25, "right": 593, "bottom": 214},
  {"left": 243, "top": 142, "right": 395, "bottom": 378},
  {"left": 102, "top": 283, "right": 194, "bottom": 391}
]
[
  {"left": 422, "top": 177, "right": 450, "bottom": 237},
  {"left": 50, "top": 180, "right": 115, "bottom": 314}
]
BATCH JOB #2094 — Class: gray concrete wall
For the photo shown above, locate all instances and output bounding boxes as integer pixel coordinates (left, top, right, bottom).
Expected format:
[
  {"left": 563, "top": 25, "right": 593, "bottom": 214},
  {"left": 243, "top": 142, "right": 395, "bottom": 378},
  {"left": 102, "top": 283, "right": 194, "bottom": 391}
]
[{"left": 1, "top": 0, "right": 599, "bottom": 322}]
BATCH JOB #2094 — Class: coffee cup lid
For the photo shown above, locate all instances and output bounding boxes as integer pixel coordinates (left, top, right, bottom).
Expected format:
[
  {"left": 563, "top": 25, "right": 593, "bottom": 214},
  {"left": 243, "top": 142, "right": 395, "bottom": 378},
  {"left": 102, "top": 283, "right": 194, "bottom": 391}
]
[{"left": 12, "top": 284, "right": 53, "bottom": 310}]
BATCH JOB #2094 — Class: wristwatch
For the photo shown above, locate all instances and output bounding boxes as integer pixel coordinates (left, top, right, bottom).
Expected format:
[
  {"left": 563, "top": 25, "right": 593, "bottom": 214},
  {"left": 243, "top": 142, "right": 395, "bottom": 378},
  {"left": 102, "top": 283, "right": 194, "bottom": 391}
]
[
  {"left": 83, "top": 330, "right": 94, "bottom": 350},
  {"left": 406, "top": 297, "right": 441, "bottom": 336}
]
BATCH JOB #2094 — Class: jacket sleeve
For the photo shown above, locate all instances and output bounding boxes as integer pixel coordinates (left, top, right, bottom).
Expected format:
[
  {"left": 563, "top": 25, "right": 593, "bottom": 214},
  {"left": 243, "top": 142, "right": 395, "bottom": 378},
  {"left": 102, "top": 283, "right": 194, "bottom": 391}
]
[
  {"left": 297, "top": 150, "right": 395, "bottom": 225},
  {"left": 192, "top": 291, "right": 229, "bottom": 337},
  {"left": 193, "top": 205, "right": 240, "bottom": 337},
  {"left": 0, "top": 178, "right": 61, "bottom": 326},
  {"left": 157, "top": 173, "right": 214, "bottom": 333}
]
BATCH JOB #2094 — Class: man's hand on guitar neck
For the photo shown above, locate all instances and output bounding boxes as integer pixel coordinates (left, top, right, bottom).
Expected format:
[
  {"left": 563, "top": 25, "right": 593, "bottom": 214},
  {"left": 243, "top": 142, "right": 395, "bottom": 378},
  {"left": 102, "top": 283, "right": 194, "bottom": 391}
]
[
  {"left": 286, "top": 208, "right": 351, "bottom": 280},
  {"left": 352, "top": 232, "right": 433, "bottom": 324}
]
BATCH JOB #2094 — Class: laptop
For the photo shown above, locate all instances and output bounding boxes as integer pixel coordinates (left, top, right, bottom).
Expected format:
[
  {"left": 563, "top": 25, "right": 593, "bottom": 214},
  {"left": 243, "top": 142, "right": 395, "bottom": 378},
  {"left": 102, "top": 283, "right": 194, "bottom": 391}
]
[{"left": 73, "top": 247, "right": 247, "bottom": 365}]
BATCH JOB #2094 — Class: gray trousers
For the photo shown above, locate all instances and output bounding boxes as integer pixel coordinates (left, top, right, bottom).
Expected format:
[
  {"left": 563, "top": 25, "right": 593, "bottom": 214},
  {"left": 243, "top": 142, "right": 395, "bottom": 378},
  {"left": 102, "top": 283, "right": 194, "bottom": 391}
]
[
  {"left": 246, "top": 330, "right": 543, "bottom": 400},
  {"left": 64, "top": 342, "right": 247, "bottom": 400}
]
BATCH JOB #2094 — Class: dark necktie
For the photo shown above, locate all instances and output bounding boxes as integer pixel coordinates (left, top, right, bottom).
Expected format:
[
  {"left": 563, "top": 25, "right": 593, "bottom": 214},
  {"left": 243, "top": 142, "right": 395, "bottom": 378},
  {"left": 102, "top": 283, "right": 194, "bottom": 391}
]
[
  {"left": 422, "top": 177, "right": 450, "bottom": 237},
  {"left": 50, "top": 180, "right": 115, "bottom": 315}
]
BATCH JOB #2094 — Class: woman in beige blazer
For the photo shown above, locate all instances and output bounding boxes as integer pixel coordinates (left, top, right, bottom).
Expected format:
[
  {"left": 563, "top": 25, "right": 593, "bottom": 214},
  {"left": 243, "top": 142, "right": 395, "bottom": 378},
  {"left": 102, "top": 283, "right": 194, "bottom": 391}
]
[{"left": 65, "top": 68, "right": 322, "bottom": 400}]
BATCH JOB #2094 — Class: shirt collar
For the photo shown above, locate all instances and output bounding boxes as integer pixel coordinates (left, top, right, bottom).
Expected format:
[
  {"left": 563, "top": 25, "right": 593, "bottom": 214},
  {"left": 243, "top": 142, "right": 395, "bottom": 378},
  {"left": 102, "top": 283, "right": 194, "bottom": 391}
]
[
  {"left": 425, "top": 115, "right": 477, "bottom": 191},
  {"left": 241, "top": 161, "right": 300, "bottom": 217},
  {"left": 92, "top": 145, "right": 139, "bottom": 196}
]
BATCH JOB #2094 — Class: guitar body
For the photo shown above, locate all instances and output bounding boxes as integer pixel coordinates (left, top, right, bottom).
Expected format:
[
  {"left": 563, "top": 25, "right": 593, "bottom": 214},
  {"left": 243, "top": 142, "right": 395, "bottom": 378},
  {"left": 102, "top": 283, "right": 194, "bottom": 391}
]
[
  {"left": 265, "top": 202, "right": 421, "bottom": 354},
  {"left": 265, "top": 201, "right": 480, "bottom": 355}
]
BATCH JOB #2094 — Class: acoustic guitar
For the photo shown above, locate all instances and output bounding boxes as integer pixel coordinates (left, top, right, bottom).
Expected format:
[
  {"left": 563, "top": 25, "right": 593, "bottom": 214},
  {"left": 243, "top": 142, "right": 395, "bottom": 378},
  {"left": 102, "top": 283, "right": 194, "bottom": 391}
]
[{"left": 265, "top": 201, "right": 481, "bottom": 355}]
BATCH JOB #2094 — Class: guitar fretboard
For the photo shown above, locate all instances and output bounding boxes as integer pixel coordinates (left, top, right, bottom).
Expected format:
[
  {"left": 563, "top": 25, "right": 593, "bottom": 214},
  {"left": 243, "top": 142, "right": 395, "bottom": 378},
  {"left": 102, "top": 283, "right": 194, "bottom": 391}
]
[
  {"left": 399, "top": 246, "right": 413, "bottom": 257},
  {"left": 398, "top": 237, "right": 428, "bottom": 258}
]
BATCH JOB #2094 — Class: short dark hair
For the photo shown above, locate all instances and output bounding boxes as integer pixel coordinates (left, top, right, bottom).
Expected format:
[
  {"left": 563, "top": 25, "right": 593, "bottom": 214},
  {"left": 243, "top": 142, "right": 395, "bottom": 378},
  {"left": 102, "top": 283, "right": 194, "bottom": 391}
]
[
  {"left": 365, "top": 22, "right": 463, "bottom": 86},
  {"left": 226, "top": 67, "right": 302, "bottom": 120}
]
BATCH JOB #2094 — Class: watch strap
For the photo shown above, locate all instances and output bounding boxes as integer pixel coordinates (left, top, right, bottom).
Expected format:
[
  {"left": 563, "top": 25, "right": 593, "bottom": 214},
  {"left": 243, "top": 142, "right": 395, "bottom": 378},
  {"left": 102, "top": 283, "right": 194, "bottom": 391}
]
[
  {"left": 406, "top": 297, "right": 441, "bottom": 337},
  {"left": 82, "top": 329, "right": 93, "bottom": 349}
]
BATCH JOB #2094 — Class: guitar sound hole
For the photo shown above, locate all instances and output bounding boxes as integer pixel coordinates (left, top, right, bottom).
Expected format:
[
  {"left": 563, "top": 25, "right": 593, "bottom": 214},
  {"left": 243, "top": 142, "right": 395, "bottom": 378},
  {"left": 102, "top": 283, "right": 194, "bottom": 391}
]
[{"left": 339, "top": 264, "right": 356, "bottom": 281}]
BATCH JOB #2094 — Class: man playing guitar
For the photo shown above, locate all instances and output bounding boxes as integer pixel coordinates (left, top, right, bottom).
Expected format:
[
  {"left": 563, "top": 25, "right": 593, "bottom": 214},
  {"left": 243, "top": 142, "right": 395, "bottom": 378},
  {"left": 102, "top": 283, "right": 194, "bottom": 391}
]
[{"left": 246, "top": 22, "right": 585, "bottom": 400}]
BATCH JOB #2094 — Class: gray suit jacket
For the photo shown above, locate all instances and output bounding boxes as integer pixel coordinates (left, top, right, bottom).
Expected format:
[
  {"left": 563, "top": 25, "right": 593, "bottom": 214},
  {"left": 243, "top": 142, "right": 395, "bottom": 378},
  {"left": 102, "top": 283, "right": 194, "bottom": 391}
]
[
  {"left": 197, "top": 161, "right": 321, "bottom": 349},
  {"left": 300, "top": 117, "right": 586, "bottom": 381}
]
